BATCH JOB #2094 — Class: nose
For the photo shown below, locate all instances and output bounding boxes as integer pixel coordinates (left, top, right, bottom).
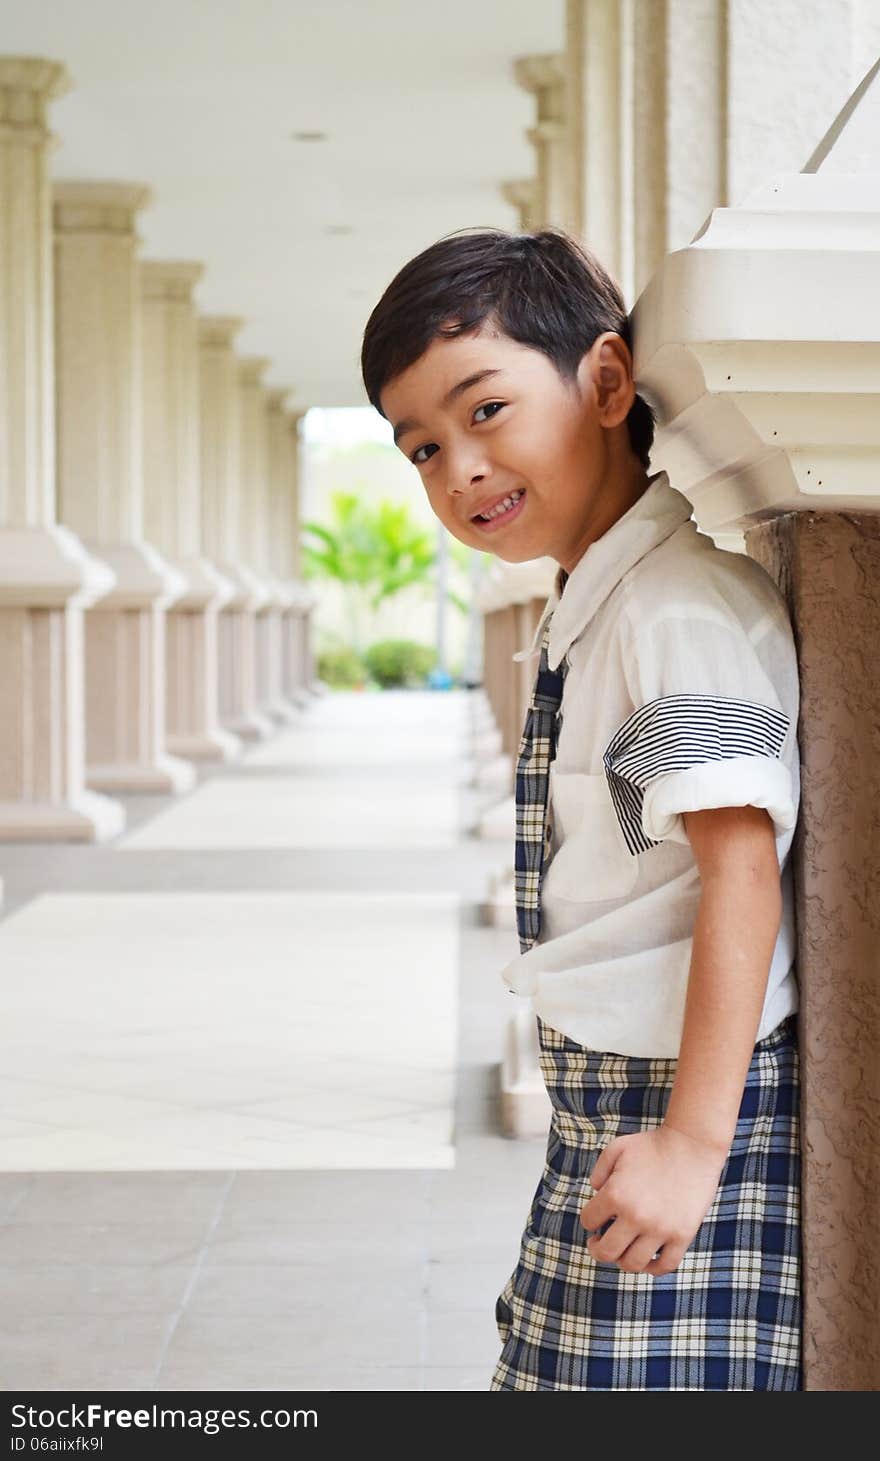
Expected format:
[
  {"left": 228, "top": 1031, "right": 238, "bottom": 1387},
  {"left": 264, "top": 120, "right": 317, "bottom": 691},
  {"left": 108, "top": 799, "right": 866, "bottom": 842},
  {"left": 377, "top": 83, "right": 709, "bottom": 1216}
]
[{"left": 446, "top": 439, "right": 491, "bottom": 496}]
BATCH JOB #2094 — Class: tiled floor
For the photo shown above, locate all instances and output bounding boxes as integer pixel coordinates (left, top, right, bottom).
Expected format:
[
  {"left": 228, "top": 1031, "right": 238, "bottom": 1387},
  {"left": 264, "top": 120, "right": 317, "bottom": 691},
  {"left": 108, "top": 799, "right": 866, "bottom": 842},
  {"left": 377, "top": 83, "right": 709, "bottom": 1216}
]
[
  {"left": 0, "top": 688, "right": 548, "bottom": 1391},
  {"left": 0, "top": 890, "right": 459, "bottom": 1169}
]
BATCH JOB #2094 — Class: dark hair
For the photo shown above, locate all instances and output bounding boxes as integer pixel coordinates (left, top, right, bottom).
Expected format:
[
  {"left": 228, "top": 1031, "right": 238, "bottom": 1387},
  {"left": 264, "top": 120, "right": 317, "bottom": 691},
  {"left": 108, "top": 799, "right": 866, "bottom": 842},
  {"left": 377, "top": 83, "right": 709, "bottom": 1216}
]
[{"left": 360, "top": 226, "right": 654, "bottom": 469}]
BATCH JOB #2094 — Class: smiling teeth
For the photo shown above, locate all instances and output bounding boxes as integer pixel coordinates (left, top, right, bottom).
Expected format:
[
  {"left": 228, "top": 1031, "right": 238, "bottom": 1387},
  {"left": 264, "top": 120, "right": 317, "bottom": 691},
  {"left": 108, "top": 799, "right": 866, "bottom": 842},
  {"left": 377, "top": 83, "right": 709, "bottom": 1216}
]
[{"left": 478, "top": 489, "right": 523, "bottom": 521}]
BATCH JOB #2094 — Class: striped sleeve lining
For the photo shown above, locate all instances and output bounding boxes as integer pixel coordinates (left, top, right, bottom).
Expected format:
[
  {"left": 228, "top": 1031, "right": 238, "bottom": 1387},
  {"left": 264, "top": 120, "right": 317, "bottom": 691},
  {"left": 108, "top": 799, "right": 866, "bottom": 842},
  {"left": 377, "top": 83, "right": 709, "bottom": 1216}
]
[{"left": 603, "top": 694, "right": 791, "bottom": 855}]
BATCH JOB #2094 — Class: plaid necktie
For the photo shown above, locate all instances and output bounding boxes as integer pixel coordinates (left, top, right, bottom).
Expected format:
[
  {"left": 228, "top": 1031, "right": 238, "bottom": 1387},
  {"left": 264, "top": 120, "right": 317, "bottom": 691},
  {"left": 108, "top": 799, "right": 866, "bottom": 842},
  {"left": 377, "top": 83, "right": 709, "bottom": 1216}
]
[{"left": 514, "top": 608, "right": 568, "bottom": 954}]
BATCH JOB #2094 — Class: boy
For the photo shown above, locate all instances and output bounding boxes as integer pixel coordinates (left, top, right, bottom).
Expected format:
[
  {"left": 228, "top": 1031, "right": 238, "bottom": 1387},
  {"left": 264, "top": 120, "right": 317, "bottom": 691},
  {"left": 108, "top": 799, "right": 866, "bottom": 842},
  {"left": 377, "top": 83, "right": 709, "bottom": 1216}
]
[{"left": 360, "top": 228, "right": 801, "bottom": 1391}]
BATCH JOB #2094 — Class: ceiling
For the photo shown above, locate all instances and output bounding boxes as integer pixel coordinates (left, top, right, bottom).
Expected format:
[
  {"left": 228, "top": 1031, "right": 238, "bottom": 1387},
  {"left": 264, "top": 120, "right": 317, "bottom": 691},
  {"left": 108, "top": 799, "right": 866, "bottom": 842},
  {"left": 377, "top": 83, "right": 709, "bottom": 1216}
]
[{"left": 4, "top": 0, "right": 564, "bottom": 407}]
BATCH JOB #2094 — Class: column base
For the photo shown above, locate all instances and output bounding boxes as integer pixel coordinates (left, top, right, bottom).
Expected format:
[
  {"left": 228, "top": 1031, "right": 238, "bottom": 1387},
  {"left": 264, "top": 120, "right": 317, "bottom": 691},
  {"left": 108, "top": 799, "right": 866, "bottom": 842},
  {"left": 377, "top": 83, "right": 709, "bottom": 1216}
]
[
  {"left": 166, "top": 728, "right": 244, "bottom": 763},
  {"left": 86, "top": 754, "right": 197, "bottom": 795},
  {"left": 473, "top": 753, "right": 513, "bottom": 790},
  {"left": 222, "top": 710, "right": 276, "bottom": 743},
  {"left": 264, "top": 698, "right": 301, "bottom": 726},
  {"left": 472, "top": 727, "right": 504, "bottom": 757},
  {"left": 477, "top": 794, "right": 516, "bottom": 841},
  {"left": 0, "top": 790, "right": 126, "bottom": 843},
  {"left": 486, "top": 862, "right": 517, "bottom": 930},
  {"left": 499, "top": 1006, "right": 552, "bottom": 1139}
]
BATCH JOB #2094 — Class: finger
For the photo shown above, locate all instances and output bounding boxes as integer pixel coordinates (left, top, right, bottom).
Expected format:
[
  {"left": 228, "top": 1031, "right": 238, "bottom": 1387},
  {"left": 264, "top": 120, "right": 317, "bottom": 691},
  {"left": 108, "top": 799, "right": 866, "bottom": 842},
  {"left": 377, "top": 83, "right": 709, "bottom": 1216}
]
[
  {"left": 614, "top": 1233, "right": 666, "bottom": 1274},
  {"left": 589, "top": 1139, "right": 620, "bottom": 1191},
  {"left": 586, "top": 1219, "right": 640, "bottom": 1265},
  {"left": 645, "top": 1242, "right": 689, "bottom": 1277},
  {"left": 579, "top": 1192, "right": 613, "bottom": 1232}
]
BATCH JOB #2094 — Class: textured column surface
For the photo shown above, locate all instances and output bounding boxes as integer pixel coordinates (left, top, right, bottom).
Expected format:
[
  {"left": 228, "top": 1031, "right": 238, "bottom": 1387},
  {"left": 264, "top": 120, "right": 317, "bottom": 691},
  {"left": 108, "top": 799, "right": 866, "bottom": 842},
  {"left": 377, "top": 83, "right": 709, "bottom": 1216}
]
[
  {"left": 747, "top": 510, "right": 880, "bottom": 1393},
  {"left": 54, "top": 181, "right": 194, "bottom": 794},
  {"left": 0, "top": 57, "right": 123, "bottom": 842},
  {"left": 141, "top": 261, "right": 240, "bottom": 764},
  {"left": 198, "top": 321, "right": 272, "bottom": 742}
]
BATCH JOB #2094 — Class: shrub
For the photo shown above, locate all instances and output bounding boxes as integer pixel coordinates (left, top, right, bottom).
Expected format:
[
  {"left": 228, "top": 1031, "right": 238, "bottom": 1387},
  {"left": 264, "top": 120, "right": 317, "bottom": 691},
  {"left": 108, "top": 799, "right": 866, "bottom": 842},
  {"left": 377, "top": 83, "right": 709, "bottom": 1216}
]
[
  {"left": 317, "top": 645, "right": 366, "bottom": 689},
  {"left": 362, "top": 639, "right": 437, "bottom": 688}
]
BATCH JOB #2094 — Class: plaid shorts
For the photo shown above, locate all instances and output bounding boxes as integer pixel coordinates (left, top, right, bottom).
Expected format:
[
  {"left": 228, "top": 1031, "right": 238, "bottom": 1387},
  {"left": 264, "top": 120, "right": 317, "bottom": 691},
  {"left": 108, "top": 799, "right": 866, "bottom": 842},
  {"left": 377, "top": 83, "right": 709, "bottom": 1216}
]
[{"left": 491, "top": 1013, "right": 802, "bottom": 1391}]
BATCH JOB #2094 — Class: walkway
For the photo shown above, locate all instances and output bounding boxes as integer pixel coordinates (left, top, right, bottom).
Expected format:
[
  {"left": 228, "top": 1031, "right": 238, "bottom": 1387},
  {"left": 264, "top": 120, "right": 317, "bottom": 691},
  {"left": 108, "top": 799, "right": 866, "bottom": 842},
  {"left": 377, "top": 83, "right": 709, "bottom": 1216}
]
[{"left": 0, "top": 689, "right": 546, "bottom": 1391}]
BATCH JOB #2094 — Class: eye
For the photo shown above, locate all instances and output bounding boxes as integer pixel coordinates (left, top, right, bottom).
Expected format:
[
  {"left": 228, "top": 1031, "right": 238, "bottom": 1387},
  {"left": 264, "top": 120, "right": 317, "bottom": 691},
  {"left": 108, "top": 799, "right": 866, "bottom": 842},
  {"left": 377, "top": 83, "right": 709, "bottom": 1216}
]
[
  {"left": 411, "top": 442, "right": 438, "bottom": 466},
  {"left": 473, "top": 401, "right": 506, "bottom": 423}
]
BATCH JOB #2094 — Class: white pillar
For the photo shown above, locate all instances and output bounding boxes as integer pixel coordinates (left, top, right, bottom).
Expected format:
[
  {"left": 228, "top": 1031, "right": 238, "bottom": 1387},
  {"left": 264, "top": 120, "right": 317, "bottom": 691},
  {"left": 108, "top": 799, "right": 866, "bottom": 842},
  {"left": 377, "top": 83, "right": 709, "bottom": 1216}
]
[
  {"left": 0, "top": 57, "right": 123, "bottom": 842},
  {"left": 140, "top": 260, "right": 241, "bottom": 763},
  {"left": 265, "top": 390, "right": 301, "bottom": 714},
  {"left": 238, "top": 357, "right": 292, "bottom": 727},
  {"left": 565, "top": 0, "right": 629, "bottom": 294},
  {"left": 629, "top": 0, "right": 729, "bottom": 299},
  {"left": 500, "top": 179, "right": 540, "bottom": 231},
  {"left": 512, "top": 53, "right": 573, "bottom": 230},
  {"left": 566, "top": 0, "right": 870, "bottom": 304},
  {"left": 54, "top": 181, "right": 195, "bottom": 794},
  {"left": 198, "top": 320, "right": 273, "bottom": 742},
  {"left": 267, "top": 401, "right": 312, "bottom": 707}
]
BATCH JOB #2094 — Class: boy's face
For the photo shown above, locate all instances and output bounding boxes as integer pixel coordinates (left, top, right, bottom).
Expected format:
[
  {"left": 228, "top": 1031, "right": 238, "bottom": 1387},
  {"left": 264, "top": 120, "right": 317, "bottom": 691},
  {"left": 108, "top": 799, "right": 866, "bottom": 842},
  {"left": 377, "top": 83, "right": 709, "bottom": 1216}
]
[{"left": 380, "top": 319, "right": 640, "bottom": 571}]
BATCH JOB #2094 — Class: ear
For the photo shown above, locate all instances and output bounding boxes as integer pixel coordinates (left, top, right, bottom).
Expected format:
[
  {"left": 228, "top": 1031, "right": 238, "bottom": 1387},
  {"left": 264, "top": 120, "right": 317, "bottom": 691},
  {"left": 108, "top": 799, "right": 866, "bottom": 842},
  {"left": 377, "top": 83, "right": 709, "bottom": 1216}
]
[{"left": 590, "top": 332, "right": 636, "bottom": 428}]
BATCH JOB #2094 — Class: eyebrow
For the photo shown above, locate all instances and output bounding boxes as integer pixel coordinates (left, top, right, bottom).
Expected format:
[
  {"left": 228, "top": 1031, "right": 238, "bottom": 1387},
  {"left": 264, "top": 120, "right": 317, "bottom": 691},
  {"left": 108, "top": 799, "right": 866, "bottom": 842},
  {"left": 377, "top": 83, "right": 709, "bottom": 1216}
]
[{"left": 392, "top": 368, "right": 505, "bottom": 447}]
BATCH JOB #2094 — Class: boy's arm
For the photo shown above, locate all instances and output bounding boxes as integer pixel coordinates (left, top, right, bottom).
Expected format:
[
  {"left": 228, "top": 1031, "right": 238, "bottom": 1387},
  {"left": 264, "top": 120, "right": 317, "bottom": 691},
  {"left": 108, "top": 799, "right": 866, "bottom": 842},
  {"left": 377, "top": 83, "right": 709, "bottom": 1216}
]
[
  {"left": 579, "top": 802, "right": 784, "bottom": 1275},
  {"left": 663, "top": 802, "right": 784, "bottom": 1156}
]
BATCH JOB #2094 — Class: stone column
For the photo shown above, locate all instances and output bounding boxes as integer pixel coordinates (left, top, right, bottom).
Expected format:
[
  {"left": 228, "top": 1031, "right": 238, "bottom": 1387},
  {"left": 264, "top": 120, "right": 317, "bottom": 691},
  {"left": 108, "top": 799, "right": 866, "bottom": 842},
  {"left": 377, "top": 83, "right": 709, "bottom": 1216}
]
[
  {"left": 0, "top": 58, "right": 123, "bottom": 843},
  {"left": 476, "top": 562, "right": 557, "bottom": 1140},
  {"left": 238, "top": 359, "right": 293, "bottom": 727},
  {"left": 500, "top": 179, "right": 539, "bottom": 232},
  {"left": 634, "top": 61, "right": 880, "bottom": 1387},
  {"left": 267, "top": 397, "right": 309, "bottom": 709},
  {"left": 512, "top": 53, "right": 573, "bottom": 230},
  {"left": 140, "top": 260, "right": 241, "bottom": 764},
  {"left": 630, "top": 0, "right": 729, "bottom": 300},
  {"left": 54, "top": 181, "right": 195, "bottom": 794},
  {"left": 566, "top": 0, "right": 872, "bottom": 305},
  {"left": 198, "top": 321, "right": 273, "bottom": 742},
  {"left": 564, "top": 0, "right": 726, "bottom": 303},
  {"left": 565, "top": 0, "right": 629, "bottom": 292}
]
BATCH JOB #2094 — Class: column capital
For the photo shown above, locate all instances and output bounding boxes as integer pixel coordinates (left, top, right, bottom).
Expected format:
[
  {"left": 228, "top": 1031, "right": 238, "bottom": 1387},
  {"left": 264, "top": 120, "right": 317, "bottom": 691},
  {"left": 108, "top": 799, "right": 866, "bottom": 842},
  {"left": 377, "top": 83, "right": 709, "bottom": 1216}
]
[
  {"left": 0, "top": 57, "right": 72, "bottom": 132},
  {"left": 527, "top": 119, "right": 566, "bottom": 147},
  {"left": 140, "top": 260, "right": 204, "bottom": 301},
  {"left": 513, "top": 53, "right": 565, "bottom": 119},
  {"left": 199, "top": 315, "right": 244, "bottom": 348},
  {"left": 501, "top": 178, "right": 537, "bottom": 224},
  {"left": 237, "top": 355, "right": 270, "bottom": 386},
  {"left": 54, "top": 181, "right": 152, "bottom": 234},
  {"left": 265, "top": 387, "right": 292, "bottom": 413},
  {"left": 633, "top": 61, "right": 880, "bottom": 533}
]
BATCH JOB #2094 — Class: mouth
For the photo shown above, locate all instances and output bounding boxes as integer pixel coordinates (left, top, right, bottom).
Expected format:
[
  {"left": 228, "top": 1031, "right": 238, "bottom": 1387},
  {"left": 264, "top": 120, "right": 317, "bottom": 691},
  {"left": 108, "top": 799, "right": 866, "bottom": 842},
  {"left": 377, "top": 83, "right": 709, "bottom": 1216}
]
[{"left": 470, "top": 487, "right": 526, "bottom": 533}]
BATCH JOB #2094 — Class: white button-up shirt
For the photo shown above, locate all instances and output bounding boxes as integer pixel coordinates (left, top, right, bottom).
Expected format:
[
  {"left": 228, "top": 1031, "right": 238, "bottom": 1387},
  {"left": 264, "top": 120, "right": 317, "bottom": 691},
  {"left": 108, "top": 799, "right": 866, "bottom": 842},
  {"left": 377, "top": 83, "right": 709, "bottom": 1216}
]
[{"left": 499, "top": 470, "right": 800, "bottom": 1058}]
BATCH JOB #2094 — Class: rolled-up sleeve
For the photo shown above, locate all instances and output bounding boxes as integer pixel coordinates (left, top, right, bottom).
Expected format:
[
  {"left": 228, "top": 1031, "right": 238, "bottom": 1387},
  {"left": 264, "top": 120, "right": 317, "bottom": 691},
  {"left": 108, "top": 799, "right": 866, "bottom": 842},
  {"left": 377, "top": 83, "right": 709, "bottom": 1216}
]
[{"left": 604, "top": 612, "right": 798, "bottom": 853}]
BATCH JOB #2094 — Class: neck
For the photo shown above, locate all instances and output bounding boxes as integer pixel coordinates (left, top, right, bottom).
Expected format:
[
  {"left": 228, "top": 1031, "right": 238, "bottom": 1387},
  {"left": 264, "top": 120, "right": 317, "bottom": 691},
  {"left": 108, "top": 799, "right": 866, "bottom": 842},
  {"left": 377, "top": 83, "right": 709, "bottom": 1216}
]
[{"left": 559, "top": 457, "right": 653, "bottom": 577}]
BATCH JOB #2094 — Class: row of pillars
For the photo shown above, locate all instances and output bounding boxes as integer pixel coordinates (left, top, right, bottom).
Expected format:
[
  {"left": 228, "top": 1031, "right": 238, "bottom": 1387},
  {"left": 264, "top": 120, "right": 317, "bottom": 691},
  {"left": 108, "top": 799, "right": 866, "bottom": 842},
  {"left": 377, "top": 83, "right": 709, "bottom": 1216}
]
[{"left": 0, "top": 58, "right": 315, "bottom": 842}]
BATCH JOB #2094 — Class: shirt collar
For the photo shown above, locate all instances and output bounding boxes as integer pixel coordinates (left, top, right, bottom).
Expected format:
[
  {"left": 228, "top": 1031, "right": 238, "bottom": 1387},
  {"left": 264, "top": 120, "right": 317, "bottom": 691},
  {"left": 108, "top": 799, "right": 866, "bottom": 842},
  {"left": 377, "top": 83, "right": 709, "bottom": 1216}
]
[{"left": 513, "top": 471, "right": 695, "bottom": 672}]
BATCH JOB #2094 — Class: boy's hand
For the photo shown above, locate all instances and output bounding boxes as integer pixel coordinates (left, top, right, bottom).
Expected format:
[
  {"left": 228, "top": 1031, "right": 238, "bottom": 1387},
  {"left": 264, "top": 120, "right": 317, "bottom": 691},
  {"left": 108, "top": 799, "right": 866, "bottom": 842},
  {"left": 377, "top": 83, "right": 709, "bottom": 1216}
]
[{"left": 579, "top": 1124, "right": 728, "bottom": 1277}]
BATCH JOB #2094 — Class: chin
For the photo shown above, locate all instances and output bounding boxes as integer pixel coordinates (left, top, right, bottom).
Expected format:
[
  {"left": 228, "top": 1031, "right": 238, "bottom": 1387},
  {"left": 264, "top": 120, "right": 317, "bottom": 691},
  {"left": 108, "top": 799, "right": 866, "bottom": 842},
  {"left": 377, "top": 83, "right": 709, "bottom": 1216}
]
[{"left": 496, "top": 542, "right": 543, "bottom": 564}]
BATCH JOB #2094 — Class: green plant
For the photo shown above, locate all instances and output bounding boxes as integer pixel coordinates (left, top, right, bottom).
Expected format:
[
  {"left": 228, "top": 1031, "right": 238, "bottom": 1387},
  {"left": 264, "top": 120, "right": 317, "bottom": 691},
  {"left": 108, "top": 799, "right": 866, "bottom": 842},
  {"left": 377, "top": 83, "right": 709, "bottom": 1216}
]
[
  {"left": 301, "top": 490, "right": 437, "bottom": 653},
  {"left": 316, "top": 645, "right": 366, "bottom": 689},
  {"left": 362, "top": 639, "right": 437, "bottom": 688}
]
